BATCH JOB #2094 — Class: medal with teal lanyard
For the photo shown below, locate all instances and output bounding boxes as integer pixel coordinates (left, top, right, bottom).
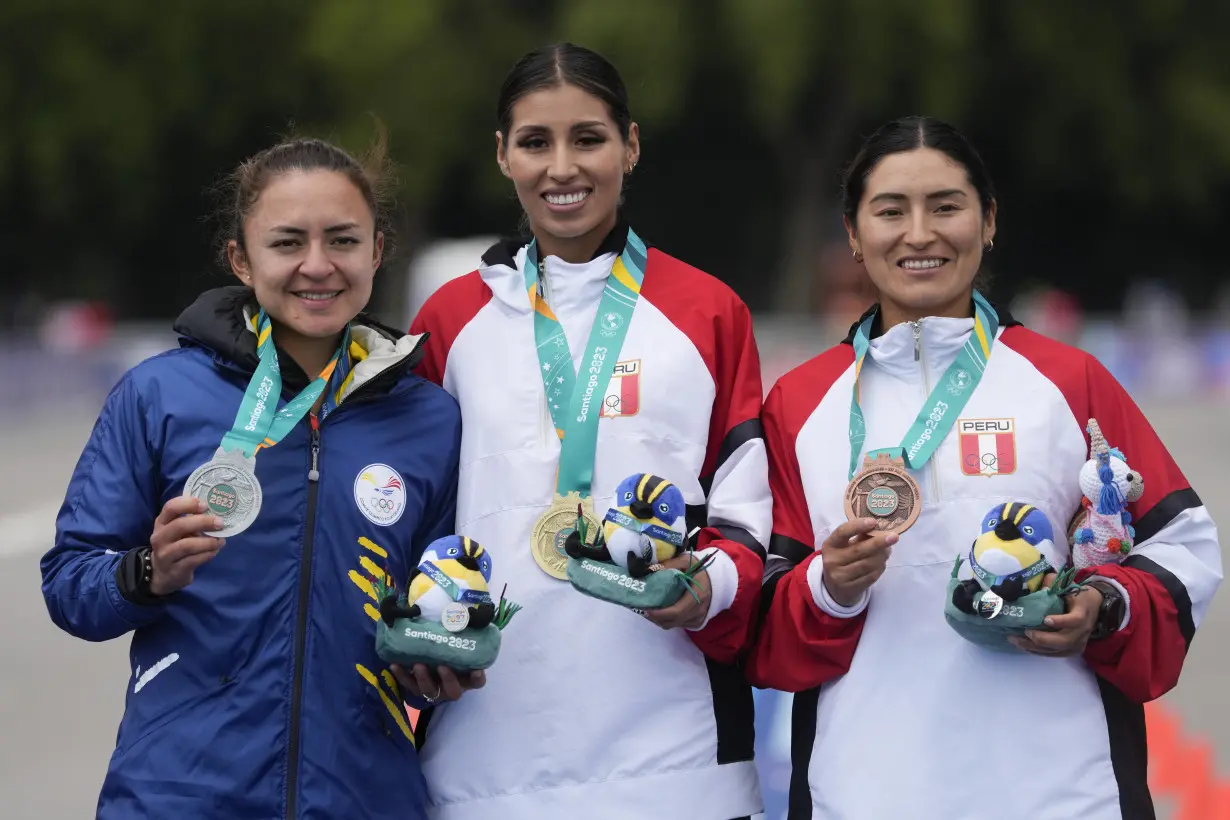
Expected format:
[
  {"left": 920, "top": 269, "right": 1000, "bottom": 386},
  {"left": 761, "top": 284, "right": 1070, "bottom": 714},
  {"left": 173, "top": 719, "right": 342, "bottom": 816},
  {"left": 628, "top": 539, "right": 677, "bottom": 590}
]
[
  {"left": 526, "top": 229, "right": 648, "bottom": 579},
  {"left": 184, "top": 307, "right": 353, "bottom": 538},
  {"left": 843, "top": 292, "right": 1000, "bottom": 534}
]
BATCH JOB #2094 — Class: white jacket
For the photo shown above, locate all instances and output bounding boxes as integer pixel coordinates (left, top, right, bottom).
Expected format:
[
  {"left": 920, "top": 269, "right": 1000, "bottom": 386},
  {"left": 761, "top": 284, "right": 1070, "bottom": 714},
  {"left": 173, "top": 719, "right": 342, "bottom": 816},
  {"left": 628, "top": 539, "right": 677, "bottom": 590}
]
[
  {"left": 408, "top": 227, "right": 771, "bottom": 820},
  {"left": 748, "top": 308, "right": 1221, "bottom": 820}
]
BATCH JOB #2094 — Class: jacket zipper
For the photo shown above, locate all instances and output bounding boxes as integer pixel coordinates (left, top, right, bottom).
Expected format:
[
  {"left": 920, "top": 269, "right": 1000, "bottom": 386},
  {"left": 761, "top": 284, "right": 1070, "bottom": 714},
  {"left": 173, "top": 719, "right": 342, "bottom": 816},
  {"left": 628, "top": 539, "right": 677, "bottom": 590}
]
[
  {"left": 911, "top": 321, "right": 943, "bottom": 503},
  {"left": 285, "top": 417, "right": 321, "bottom": 820}
]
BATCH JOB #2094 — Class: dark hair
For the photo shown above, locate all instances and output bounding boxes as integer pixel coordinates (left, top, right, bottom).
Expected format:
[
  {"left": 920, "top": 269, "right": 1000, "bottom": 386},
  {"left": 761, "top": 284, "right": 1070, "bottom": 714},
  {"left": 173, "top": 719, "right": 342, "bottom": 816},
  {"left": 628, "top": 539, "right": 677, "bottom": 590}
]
[
  {"left": 218, "top": 125, "right": 395, "bottom": 265},
  {"left": 841, "top": 116, "right": 996, "bottom": 225},
  {"left": 496, "top": 43, "right": 632, "bottom": 141}
]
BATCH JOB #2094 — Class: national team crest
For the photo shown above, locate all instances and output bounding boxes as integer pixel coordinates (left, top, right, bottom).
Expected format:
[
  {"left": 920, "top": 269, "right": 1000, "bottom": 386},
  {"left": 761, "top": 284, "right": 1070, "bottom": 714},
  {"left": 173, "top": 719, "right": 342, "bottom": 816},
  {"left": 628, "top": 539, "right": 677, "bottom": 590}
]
[
  {"left": 600, "top": 359, "right": 640, "bottom": 418},
  {"left": 958, "top": 418, "right": 1016, "bottom": 476}
]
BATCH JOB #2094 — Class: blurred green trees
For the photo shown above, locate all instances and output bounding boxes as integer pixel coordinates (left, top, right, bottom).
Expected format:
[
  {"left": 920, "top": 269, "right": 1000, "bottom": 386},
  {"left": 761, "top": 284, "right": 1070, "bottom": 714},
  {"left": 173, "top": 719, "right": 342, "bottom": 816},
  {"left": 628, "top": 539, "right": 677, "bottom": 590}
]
[{"left": 2, "top": 0, "right": 1228, "bottom": 320}]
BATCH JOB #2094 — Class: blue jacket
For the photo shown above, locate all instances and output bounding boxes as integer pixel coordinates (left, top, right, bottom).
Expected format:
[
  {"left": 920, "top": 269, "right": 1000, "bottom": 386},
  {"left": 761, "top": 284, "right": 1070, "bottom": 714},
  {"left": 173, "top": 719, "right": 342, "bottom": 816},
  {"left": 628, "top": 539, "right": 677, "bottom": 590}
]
[{"left": 41, "top": 287, "right": 460, "bottom": 819}]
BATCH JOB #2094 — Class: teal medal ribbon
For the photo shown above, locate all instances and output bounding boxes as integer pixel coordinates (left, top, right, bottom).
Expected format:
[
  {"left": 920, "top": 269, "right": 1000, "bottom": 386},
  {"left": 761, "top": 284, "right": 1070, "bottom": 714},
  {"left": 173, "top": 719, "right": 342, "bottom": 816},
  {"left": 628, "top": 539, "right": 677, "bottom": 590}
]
[
  {"left": 526, "top": 229, "right": 648, "bottom": 498},
  {"left": 968, "top": 547, "right": 1051, "bottom": 593},
  {"left": 221, "top": 307, "right": 352, "bottom": 458},
  {"left": 419, "top": 561, "right": 493, "bottom": 606},
  {"left": 184, "top": 307, "right": 352, "bottom": 538},
  {"left": 848, "top": 292, "right": 1000, "bottom": 481},
  {"left": 603, "top": 509, "right": 686, "bottom": 549}
]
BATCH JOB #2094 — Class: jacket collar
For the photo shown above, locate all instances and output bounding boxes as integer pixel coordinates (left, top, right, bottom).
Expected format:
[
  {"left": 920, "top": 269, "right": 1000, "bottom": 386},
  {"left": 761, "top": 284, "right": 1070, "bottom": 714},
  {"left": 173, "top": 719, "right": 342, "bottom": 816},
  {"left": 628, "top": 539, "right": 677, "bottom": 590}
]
[
  {"left": 173, "top": 285, "right": 426, "bottom": 397},
  {"left": 477, "top": 219, "right": 632, "bottom": 314}
]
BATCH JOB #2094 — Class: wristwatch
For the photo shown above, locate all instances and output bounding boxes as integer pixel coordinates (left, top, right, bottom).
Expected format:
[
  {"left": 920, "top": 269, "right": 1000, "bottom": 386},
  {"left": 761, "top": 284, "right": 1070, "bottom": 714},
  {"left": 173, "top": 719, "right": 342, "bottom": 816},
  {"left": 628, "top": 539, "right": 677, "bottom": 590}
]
[
  {"left": 115, "top": 546, "right": 166, "bottom": 606},
  {"left": 1087, "top": 580, "right": 1125, "bottom": 642}
]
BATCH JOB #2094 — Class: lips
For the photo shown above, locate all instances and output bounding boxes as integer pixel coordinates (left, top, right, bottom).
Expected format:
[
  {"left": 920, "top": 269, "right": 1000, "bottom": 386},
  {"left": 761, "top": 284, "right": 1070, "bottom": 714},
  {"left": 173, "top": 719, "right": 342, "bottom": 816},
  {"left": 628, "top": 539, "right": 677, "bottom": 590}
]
[
  {"left": 543, "top": 188, "right": 591, "bottom": 209},
  {"left": 293, "top": 291, "right": 342, "bottom": 301}
]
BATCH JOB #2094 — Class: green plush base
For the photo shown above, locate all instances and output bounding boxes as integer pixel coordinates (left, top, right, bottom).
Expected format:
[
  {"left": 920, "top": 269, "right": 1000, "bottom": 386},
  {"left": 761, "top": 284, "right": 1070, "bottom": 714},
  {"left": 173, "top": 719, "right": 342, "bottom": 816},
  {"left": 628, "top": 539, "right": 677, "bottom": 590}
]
[
  {"left": 566, "top": 557, "right": 686, "bottom": 610},
  {"left": 375, "top": 617, "right": 502, "bottom": 672},
  {"left": 943, "top": 578, "right": 1068, "bottom": 653}
]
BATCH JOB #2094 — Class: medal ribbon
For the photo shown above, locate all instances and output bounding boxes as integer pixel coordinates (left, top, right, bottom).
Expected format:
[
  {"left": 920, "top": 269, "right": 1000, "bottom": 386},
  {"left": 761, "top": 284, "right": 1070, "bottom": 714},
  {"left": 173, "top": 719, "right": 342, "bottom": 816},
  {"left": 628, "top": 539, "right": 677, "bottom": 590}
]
[
  {"left": 603, "top": 509, "right": 686, "bottom": 548},
  {"left": 419, "top": 561, "right": 493, "bottom": 605},
  {"left": 968, "top": 549, "right": 1052, "bottom": 592},
  {"left": 526, "top": 228, "right": 648, "bottom": 498},
  {"left": 220, "top": 308, "right": 352, "bottom": 458},
  {"left": 847, "top": 292, "right": 1000, "bottom": 480}
]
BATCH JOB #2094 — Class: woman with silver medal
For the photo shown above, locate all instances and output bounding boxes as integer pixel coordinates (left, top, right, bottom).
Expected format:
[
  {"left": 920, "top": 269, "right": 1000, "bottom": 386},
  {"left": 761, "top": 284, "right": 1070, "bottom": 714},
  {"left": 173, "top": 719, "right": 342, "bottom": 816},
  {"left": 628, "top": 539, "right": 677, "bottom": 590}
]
[
  {"left": 40, "top": 134, "right": 466, "bottom": 820},
  {"left": 746, "top": 117, "right": 1221, "bottom": 819},
  {"left": 408, "top": 44, "right": 771, "bottom": 820}
]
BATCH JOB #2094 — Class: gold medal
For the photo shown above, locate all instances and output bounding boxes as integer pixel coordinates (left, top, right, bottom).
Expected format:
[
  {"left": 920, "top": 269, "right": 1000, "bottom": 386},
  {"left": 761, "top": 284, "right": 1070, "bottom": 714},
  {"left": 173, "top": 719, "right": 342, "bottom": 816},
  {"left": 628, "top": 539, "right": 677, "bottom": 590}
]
[
  {"left": 531, "top": 491, "right": 601, "bottom": 579},
  {"left": 844, "top": 453, "right": 922, "bottom": 535}
]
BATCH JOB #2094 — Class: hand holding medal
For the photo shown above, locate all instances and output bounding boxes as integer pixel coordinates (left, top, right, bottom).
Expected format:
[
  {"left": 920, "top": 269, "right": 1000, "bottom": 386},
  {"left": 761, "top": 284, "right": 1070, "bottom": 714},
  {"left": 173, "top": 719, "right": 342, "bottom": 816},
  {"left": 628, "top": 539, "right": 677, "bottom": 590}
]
[{"left": 147, "top": 496, "right": 228, "bottom": 596}]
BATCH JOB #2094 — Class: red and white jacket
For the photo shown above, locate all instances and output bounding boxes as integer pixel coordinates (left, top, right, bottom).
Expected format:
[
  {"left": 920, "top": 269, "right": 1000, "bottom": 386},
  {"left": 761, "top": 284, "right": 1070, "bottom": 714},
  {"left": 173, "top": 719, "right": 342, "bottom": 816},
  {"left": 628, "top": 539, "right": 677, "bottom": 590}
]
[
  {"left": 408, "top": 225, "right": 770, "bottom": 820},
  {"left": 746, "top": 306, "right": 1221, "bottom": 820}
]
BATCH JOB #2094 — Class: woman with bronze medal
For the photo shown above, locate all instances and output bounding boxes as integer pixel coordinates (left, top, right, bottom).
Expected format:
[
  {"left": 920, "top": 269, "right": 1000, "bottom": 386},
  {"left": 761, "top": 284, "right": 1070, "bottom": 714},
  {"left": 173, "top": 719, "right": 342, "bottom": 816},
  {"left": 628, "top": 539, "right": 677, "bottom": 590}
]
[
  {"left": 41, "top": 135, "right": 466, "bottom": 819},
  {"left": 408, "top": 43, "right": 771, "bottom": 820},
  {"left": 747, "top": 117, "right": 1220, "bottom": 819}
]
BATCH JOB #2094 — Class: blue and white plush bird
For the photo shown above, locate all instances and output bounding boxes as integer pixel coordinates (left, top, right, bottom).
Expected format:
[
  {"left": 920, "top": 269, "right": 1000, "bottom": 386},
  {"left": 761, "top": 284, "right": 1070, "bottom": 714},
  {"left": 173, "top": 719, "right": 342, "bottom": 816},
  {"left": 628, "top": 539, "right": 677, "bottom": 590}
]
[
  {"left": 566, "top": 473, "right": 689, "bottom": 577},
  {"left": 952, "top": 502, "right": 1057, "bottom": 614},
  {"left": 381, "top": 535, "right": 496, "bottom": 628}
]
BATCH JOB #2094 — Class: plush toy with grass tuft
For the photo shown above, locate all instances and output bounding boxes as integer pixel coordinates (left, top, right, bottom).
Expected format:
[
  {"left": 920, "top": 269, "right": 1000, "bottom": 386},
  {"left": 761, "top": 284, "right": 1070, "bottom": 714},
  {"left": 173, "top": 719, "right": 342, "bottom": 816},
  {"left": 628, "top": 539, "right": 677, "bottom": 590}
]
[
  {"left": 374, "top": 535, "right": 521, "bottom": 672},
  {"left": 564, "top": 472, "right": 714, "bottom": 611}
]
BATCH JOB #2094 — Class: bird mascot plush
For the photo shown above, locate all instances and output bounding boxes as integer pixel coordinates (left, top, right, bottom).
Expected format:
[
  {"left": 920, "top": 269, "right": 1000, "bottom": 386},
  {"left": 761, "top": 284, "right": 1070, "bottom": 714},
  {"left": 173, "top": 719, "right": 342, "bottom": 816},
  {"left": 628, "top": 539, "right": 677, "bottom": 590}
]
[
  {"left": 374, "top": 535, "right": 521, "bottom": 672},
  {"left": 564, "top": 472, "right": 714, "bottom": 611}
]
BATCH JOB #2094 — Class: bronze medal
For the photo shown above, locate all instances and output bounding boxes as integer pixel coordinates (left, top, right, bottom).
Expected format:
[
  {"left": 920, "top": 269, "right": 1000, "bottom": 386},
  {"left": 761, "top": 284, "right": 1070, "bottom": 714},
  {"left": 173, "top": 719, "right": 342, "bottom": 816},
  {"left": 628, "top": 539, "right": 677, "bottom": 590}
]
[
  {"left": 844, "top": 453, "right": 922, "bottom": 535},
  {"left": 531, "top": 491, "right": 601, "bottom": 580}
]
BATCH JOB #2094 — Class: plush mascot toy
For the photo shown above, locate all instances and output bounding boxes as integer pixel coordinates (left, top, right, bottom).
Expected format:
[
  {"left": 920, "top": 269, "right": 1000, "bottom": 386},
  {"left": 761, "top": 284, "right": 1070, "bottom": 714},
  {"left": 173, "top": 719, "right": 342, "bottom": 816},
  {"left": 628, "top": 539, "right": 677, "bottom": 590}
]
[
  {"left": 374, "top": 535, "right": 521, "bottom": 672},
  {"left": 945, "top": 502, "right": 1085, "bottom": 652},
  {"left": 565, "top": 472, "right": 713, "bottom": 611},
  {"left": 1069, "top": 418, "right": 1144, "bottom": 570}
]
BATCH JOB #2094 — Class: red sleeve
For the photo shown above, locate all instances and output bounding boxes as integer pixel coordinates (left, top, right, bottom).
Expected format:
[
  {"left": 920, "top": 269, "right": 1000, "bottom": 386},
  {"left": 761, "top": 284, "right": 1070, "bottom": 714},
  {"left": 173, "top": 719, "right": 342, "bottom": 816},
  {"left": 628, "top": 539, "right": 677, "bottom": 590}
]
[
  {"left": 640, "top": 251, "right": 770, "bottom": 662},
  {"left": 407, "top": 271, "right": 492, "bottom": 388},
  {"left": 745, "top": 354, "right": 868, "bottom": 692},
  {"left": 1001, "top": 327, "right": 1216, "bottom": 702}
]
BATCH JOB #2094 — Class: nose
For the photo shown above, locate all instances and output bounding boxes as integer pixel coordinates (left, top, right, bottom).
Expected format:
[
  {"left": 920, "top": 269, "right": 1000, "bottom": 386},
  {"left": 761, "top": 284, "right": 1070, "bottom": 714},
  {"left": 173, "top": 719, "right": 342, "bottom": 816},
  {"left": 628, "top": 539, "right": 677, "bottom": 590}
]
[
  {"left": 629, "top": 500, "right": 653, "bottom": 520},
  {"left": 300, "top": 239, "right": 334, "bottom": 277},
  {"left": 457, "top": 554, "right": 479, "bottom": 572},
  {"left": 548, "top": 143, "right": 578, "bottom": 181},
  {"left": 904, "top": 211, "right": 936, "bottom": 248}
]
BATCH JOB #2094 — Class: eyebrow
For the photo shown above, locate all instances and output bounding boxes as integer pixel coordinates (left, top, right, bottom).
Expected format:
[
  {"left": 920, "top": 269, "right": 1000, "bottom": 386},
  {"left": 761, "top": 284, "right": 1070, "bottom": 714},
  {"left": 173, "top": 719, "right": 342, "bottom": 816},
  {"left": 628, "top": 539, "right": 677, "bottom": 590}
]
[
  {"left": 514, "top": 120, "right": 609, "bottom": 136},
  {"left": 270, "top": 223, "right": 360, "bottom": 234},
  {"left": 868, "top": 189, "right": 969, "bottom": 204}
]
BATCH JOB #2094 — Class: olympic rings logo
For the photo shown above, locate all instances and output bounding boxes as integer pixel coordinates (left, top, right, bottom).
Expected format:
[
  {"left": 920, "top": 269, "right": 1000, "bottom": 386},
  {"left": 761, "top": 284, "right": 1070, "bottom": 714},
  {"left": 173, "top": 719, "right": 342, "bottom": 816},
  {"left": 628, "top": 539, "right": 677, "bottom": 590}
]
[
  {"left": 374, "top": 497, "right": 397, "bottom": 512},
  {"left": 965, "top": 452, "right": 998, "bottom": 468}
]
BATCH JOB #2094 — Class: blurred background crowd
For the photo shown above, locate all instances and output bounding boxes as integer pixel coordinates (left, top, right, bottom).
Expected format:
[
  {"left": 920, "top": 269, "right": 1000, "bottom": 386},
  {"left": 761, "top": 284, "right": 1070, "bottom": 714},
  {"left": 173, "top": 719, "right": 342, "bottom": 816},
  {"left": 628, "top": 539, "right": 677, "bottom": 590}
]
[{"left": 3, "top": 2, "right": 1229, "bottom": 817}]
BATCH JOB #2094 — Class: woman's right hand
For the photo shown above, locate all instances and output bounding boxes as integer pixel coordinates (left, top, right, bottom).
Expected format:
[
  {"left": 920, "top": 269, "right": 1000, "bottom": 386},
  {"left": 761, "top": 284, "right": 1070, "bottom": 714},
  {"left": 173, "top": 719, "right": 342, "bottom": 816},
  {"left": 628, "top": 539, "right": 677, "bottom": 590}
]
[
  {"left": 820, "top": 518, "right": 898, "bottom": 607},
  {"left": 149, "top": 496, "right": 227, "bottom": 596},
  {"left": 391, "top": 663, "right": 486, "bottom": 705}
]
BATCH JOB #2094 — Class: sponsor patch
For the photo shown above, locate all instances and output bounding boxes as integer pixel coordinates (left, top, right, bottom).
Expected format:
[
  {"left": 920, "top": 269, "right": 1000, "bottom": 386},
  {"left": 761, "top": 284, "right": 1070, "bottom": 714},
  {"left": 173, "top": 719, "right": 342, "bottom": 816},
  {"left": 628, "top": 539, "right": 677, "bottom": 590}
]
[
  {"left": 600, "top": 359, "right": 640, "bottom": 418},
  {"left": 958, "top": 418, "right": 1016, "bottom": 476},
  {"left": 354, "top": 464, "right": 407, "bottom": 525}
]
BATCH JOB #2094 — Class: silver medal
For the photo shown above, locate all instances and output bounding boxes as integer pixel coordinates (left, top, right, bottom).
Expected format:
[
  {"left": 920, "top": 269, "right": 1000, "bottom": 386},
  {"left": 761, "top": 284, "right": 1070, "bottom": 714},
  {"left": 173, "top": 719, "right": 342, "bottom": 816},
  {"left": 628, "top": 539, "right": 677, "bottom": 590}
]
[
  {"left": 977, "top": 589, "right": 1004, "bottom": 620},
  {"left": 441, "top": 601, "right": 470, "bottom": 633},
  {"left": 184, "top": 447, "right": 263, "bottom": 537}
]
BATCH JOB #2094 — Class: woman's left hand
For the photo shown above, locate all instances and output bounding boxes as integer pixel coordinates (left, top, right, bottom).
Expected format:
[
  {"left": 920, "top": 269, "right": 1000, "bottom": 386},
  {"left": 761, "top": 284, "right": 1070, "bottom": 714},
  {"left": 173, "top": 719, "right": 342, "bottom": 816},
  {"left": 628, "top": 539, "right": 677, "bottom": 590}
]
[
  {"left": 1009, "top": 574, "right": 1103, "bottom": 657},
  {"left": 642, "top": 554, "right": 713, "bottom": 630}
]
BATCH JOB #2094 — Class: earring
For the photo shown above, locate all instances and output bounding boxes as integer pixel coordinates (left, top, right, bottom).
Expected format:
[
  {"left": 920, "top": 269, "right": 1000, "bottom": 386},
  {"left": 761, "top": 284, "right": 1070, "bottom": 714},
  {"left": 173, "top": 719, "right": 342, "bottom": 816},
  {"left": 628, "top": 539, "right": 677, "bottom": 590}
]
[
  {"left": 984, "top": 239, "right": 994, "bottom": 252},
  {"left": 852, "top": 249, "right": 863, "bottom": 263}
]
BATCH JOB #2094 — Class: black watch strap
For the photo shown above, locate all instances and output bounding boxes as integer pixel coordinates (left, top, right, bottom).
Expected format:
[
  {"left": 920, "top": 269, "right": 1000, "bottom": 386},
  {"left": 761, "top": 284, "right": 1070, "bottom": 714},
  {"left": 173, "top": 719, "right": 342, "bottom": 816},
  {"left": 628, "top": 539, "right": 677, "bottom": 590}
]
[
  {"left": 1088, "top": 580, "right": 1125, "bottom": 642},
  {"left": 115, "top": 547, "right": 166, "bottom": 607}
]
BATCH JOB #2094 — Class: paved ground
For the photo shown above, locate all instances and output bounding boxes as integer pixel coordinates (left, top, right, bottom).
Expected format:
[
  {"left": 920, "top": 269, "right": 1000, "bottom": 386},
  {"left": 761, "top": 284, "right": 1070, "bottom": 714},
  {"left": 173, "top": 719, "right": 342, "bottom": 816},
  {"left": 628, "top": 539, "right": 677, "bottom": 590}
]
[{"left": 3, "top": 395, "right": 1226, "bottom": 819}]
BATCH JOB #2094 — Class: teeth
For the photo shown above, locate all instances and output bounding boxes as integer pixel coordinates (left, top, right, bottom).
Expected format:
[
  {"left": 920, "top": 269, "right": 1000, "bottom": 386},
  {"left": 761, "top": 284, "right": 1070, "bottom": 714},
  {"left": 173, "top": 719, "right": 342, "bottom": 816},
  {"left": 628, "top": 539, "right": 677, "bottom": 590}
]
[
  {"left": 901, "top": 259, "right": 945, "bottom": 270},
  {"left": 545, "top": 191, "right": 589, "bottom": 205},
  {"left": 295, "top": 292, "right": 340, "bottom": 301}
]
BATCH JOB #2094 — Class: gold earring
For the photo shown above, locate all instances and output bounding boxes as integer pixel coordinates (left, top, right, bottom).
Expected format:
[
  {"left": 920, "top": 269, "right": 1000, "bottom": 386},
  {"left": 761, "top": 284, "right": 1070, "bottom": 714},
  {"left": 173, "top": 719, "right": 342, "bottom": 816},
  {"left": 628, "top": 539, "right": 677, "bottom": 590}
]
[
  {"left": 984, "top": 239, "right": 994, "bottom": 252},
  {"left": 853, "top": 249, "right": 864, "bottom": 263}
]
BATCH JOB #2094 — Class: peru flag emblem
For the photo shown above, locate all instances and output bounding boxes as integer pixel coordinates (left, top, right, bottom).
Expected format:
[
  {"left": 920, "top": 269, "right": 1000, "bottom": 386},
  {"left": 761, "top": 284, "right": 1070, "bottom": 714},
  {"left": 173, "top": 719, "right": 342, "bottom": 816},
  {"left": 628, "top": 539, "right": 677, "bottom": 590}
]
[
  {"left": 600, "top": 359, "right": 640, "bottom": 418},
  {"left": 958, "top": 418, "right": 1016, "bottom": 476}
]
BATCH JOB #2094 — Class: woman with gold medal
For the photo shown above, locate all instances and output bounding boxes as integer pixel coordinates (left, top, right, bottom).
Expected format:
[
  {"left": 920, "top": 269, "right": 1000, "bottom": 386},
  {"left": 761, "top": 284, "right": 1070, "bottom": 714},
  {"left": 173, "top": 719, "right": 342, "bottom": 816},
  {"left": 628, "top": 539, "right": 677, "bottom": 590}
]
[
  {"left": 408, "top": 43, "right": 771, "bottom": 820},
  {"left": 746, "top": 117, "right": 1221, "bottom": 819}
]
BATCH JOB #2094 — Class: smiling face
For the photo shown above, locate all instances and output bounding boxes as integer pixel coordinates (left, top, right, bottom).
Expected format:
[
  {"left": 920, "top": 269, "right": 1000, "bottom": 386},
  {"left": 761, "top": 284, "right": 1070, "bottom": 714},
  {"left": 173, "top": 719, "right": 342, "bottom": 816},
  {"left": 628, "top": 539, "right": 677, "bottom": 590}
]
[
  {"left": 496, "top": 83, "right": 639, "bottom": 260},
  {"left": 845, "top": 147, "right": 996, "bottom": 326},
  {"left": 228, "top": 169, "right": 382, "bottom": 345}
]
